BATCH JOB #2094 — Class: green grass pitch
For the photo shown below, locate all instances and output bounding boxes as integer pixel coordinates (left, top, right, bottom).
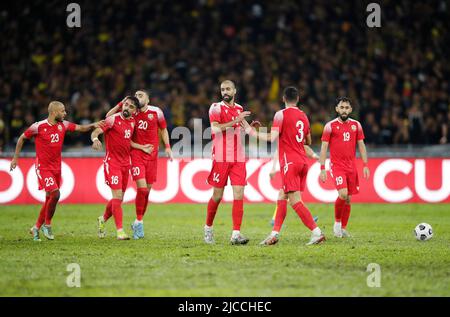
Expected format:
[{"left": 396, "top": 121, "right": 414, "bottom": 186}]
[{"left": 0, "top": 203, "right": 449, "bottom": 296}]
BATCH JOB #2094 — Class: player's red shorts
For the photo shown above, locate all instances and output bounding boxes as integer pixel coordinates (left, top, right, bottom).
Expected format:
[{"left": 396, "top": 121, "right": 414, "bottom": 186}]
[
  {"left": 207, "top": 161, "right": 247, "bottom": 188},
  {"left": 104, "top": 161, "right": 130, "bottom": 192},
  {"left": 131, "top": 157, "right": 157, "bottom": 184},
  {"left": 280, "top": 162, "right": 308, "bottom": 193},
  {"left": 330, "top": 167, "right": 359, "bottom": 195},
  {"left": 36, "top": 168, "right": 61, "bottom": 192}
]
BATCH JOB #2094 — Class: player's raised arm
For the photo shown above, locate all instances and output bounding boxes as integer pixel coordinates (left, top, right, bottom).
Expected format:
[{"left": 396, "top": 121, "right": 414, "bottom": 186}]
[
  {"left": 357, "top": 139, "right": 370, "bottom": 179},
  {"left": 74, "top": 120, "right": 105, "bottom": 133},
  {"left": 319, "top": 141, "right": 329, "bottom": 183},
  {"left": 10, "top": 133, "right": 28, "bottom": 171},
  {"left": 105, "top": 97, "right": 127, "bottom": 117},
  {"left": 91, "top": 127, "right": 104, "bottom": 151}
]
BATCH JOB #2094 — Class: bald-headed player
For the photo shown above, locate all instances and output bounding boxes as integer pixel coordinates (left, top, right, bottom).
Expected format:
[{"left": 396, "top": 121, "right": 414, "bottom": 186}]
[
  {"left": 204, "top": 80, "right": 253, "bottom": 245},
  {"left": 103, "top": 90, "right": 172, "bottom": 239},
  {"left": 10, "top": 101, "right": 103, "bottom": 241}
]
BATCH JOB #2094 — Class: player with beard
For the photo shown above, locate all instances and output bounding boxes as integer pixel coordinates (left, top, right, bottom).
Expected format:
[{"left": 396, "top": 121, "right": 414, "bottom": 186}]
[
  {"left": 91, "top": 97, "right": 139, "bottom": 240},
  {"left": 103, "top": 90, "right": 172, "bottom": 240},
  {"left": 319, "top": 97, "right": 370, "bottom": 238},
  {"left": 204, "top": 80, "right": 252, "bottom": 245},
  {"left": 10, "top": 101, "right": 103, "bottom": 241}
]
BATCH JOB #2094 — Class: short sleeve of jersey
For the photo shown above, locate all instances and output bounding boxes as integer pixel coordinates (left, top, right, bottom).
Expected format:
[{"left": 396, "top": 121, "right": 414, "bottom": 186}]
[
  {"left": 356, "top": 121, "right": 365, "bottom": 140},
  {"left": 156, "top": 108, "right": 167, "bottom": 129},
  {"left": 209, "top": 104, "right": 221, "bottom": 123},
  {"left": 101, "top": 115, "right": 115, "bottom": 132},
  {"left": 63, "top": 121, "right": 77, "bottom": 132},
  {"left": 272, "top": 111, "right": 283, "bottom": 133},
  {"left": 24, "top": 122, "right": 39, "bottom": 139},
  {"left": 321, "top": 122, "right": 332, "bottom": 142}
]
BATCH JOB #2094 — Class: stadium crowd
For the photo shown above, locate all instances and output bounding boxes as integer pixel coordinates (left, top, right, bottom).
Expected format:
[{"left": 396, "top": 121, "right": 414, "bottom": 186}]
[{"left": 0, "top": 0, "right": 449, "bottom": 152}]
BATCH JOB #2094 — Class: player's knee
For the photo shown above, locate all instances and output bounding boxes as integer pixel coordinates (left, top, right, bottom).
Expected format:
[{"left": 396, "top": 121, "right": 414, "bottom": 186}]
[{"left": 51, "top": 189, "right": 60, "bottom": 201}]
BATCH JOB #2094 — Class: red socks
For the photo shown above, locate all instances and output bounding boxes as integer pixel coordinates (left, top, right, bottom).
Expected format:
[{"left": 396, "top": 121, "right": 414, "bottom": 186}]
[
  {"left": 103, "top": 200, "right": 113, "bottom": 222},
  {"left": 342, "top": 203, "right": 351, "bottom": 229},
  {"left": 36, "top": 195, "right": 50, "bottom": 228},
  {"left": 111, "top": 198, "right": 123, "bottom": 230},
  {"left": 206, "top": 198, "right": 220, "bottom": 226},
  {"left": 273, "top": 200, "right": 287, "bottom": 232},
  {"left": 135, "top": 188, "right": 150, "bottom": 221},
  {"left": 335, "top": 197, "right": 346, "bottom": 222},
  {"left": 44, "top": 191, "right": 60, "bottom": 226},
  {"left": 232, "top": 199, "right": 244, "bottom": 230},
  {"left": 292, "top": 201, "right": 317, "bottom": 231}
]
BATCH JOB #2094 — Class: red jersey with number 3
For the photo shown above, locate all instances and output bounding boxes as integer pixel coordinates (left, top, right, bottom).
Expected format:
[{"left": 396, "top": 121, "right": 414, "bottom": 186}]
[
  {"left": 101, "top": 113, "right": 135, "bottom": 167},
  {"left": 24, "top": 119, "right": 76, "bottom": 170},
  {"left": 131, "top": 105, "right": 167, "bottom": 161},
  {"left": 321, "top": 118, "right": 365, "bottom": 171},
  {"left": 272, "top": 107, "right": 310, "bottom": 168},
  {"left": 208, "top": 101, "right": 245, "bottom": 162}
]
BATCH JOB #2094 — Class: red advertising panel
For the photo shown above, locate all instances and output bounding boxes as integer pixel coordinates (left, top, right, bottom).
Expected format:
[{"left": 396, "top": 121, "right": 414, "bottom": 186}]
[{"left": 0, "top": 158, "right": 449, "bottom": 204}]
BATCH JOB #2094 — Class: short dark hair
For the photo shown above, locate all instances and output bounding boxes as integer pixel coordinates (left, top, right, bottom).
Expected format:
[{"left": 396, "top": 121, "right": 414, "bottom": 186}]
[
  {"left": 137, "top": 89, "right": 150, "bottom": 98},
  {"left": 125, "top": 96, "right": 141, "bottom": 108},
  {"left": 336, "top": 97, "right": 352, "bottom": 106},
  {"left": 283, "top": 86, "right": 300, "bottom": 103}
]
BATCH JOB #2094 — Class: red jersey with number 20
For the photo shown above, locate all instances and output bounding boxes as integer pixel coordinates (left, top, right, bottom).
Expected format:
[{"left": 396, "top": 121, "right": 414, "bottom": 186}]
[
  {"left": 321, "top": 118, "right": 365, "bottom": 171},
  {"left": 131, "top": 105, "right": 167, "bottom": 161},
  {"left": 272, "top": 107, "right": 310, "bottom": 168},
  {"left": 101, "top": 113, "right": 135, "bottom": 167},
  {"left": 24, "top": 119, "right": 76, "bottom": 170}
]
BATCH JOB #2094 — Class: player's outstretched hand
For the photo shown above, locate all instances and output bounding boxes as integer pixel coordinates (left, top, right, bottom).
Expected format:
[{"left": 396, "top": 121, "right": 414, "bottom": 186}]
[
  {"left": 165, "top": 147, "right": 173, "bottom": 161},
  {"left": 94, "top": 120, "right": 106, "bottom": 129},
  {"left": 92, "top": 139, "right": 103, "bottom": 151},
  {"left": 141, "top": 144, "right": 154, "bottom": 154},
  {"left": 9, "top": 158, "right": 17, "bottom": 172},
  {"left": 320, "top": 170, "right": 327, "bottom": 183},
  {"left": 237, "top": 111, "right": 251, "bottom": 121},
  {"left": 363, "top": 166, "right": 370, "bottom": 180}
]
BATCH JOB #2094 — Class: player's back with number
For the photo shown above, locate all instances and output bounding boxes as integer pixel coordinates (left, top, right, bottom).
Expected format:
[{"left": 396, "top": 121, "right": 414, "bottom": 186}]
[{"left": 273, "top": 107, "right": 310, "bottom": 166}]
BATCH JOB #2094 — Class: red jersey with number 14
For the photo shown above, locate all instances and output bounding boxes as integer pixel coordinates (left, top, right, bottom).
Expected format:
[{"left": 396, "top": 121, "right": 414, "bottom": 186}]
[
  {"left": 131, "top": 105, "right": 167, "bottom": 161},
  {"left": 272, "top": 107, "right": 310, "bottom": 168},
  {"left": 101, "top": 113, "right": 135, "bottom": 167},
  {"left": 321, "top": 117, "right": 365, "bottom": 171},
  {"left": 24, "top": 119, "right": 76, "bottom": 170}
]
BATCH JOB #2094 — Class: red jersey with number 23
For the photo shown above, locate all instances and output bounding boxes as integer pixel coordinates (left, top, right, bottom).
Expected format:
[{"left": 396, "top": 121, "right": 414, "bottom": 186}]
[
  {"left": 272, "top": 107, "right": 310, "bottom": 169},
  {"left": 321, "top": 118, "right": 365, "bottom": 171},
  {"left": 24, "top": 119, "right": 76, "bottom": 170},
  {"left": 101, "top": 113, "right": 135, "bottom": 167}
]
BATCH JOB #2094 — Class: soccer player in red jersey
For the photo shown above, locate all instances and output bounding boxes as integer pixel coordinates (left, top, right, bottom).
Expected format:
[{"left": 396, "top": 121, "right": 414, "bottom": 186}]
[
  {"left": 105, "top": 90, "right": 172, "bottom": 239},
  {"left": 319, "top": 97, "right": 370, "bottom": 238},
  {"left": 10, "top": 101, "right": 102, "bottom": 241},
  {"left": 204, "top": 80, "right": 252, "bottom": 245},
  {"left": 246, "top": 87, "right": 325, "bottom": 245},
  {"left": 91, "top": 96, "right": 141, "bottom": 240}
]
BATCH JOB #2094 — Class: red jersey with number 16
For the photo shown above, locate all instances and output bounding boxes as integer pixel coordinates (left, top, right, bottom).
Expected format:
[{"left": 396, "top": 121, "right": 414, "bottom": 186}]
[
  {"left": 101, "top": 113, "right": 135, "bottom": 167},
  {"left": 321, "top": 118, "right": 365, "bottom": 171},
  {"left": 272, "top": 107, "right": 310, "bottom": 168},
  {"left": 24, "top": 119, "right": 76, "bottom": 170}
]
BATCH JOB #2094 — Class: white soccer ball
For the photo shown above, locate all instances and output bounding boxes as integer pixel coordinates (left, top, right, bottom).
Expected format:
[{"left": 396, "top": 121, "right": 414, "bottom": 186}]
[{"left": 414, "top": 223, "right": 433, "bottom": 241}]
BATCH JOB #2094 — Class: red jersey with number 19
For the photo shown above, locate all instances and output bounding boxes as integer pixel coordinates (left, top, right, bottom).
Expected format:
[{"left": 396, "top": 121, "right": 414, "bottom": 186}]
[
  {"left": 101, "top": 113, "right": 135, "bottom": 167},
  {"left": 272, "top": 107, "right": 310, "bottom": 167},
  {"left": 24, "top": 119, "right": 76, "bottom": 170},
  {"left": 321, "top": 118, "right": 365, "bottom": 171}
]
